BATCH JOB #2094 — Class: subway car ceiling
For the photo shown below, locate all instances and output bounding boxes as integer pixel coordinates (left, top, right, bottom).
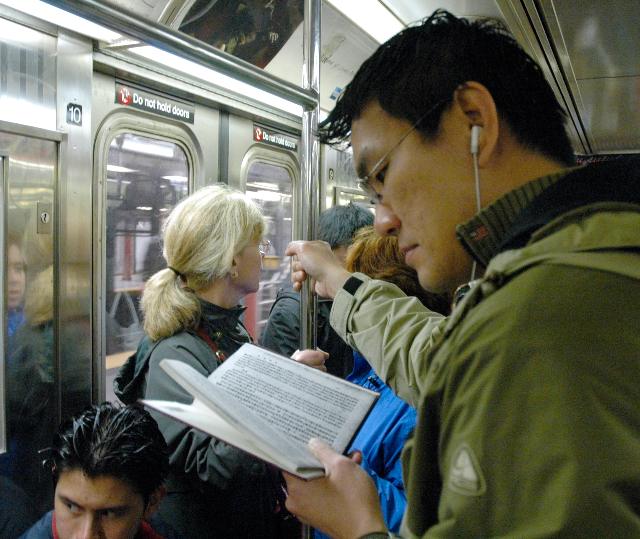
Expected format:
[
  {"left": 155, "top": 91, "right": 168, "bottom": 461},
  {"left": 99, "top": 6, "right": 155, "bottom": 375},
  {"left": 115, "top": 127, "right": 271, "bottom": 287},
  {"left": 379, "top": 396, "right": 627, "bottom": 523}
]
[{"left": 1, "top": 0, "right": 638, "bottom": 156}]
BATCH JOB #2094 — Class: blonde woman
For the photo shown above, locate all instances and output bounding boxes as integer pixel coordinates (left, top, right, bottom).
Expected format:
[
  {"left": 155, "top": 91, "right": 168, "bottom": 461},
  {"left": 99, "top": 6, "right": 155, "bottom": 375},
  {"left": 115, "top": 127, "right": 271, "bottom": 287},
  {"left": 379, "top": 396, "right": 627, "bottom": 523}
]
[{"left": 115, "top": 185, "right": 321, "bottom": 538}]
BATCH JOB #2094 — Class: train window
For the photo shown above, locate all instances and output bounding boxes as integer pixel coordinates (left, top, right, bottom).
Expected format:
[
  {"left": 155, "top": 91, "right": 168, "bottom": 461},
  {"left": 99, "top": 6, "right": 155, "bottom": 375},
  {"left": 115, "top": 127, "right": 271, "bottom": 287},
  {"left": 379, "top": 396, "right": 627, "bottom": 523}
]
[
  {"left": 243, "top": 161, "right": 294, "bottom": 341},
  {"left": 104, "top": 133, "right": 189, "bottom": 397}
]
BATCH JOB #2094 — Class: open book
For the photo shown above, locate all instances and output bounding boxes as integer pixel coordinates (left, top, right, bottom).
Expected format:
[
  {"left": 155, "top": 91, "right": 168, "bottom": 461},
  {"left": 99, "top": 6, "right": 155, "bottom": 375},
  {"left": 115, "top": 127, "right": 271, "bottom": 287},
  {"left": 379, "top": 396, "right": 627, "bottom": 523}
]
[{"left": 143, "top": 343, "right": 379, "bottom": 479}]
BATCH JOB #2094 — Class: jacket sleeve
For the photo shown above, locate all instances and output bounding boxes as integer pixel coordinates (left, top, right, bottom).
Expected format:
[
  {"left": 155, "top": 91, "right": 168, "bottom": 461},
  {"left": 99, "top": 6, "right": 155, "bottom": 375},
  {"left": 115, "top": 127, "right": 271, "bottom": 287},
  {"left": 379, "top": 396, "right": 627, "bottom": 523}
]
[
  {"left": 259, "top": 294, "right": 300, "bottom": 356},
  {"left": 330, "top": 274, "right": 447, "bottom": 406},
  {"left": 144, "top": 338, "right": 274, "bottom": 492}
]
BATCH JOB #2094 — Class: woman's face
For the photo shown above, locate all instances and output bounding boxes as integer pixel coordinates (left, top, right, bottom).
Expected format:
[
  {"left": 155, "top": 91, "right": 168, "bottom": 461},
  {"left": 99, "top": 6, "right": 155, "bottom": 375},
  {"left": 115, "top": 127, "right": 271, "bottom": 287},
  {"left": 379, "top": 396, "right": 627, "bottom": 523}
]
[
  {"left": 231, "top": 238, "right": 264, "bottom": 297},
  {"left": 8, "top": 244, "right": 26, "bottom": 310}
]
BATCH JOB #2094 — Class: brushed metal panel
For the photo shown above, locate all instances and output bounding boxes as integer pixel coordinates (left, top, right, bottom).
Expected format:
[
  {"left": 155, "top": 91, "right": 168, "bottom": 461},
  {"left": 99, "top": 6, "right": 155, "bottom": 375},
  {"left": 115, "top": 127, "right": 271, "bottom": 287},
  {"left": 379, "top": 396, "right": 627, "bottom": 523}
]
[
  {"left": 496, "top": 0, "right": 589, "bottom": 154},
  {"left": 0, "top": 16, "right": 57, "bottom": 130},
  {"left": 576, "top": 76, "right": 640, "bottom": 152},
  {"left": 543, "top": 0, "right": 640, "bottom": 80},
  {"left": 1, "top": 132, "right": 56, "bottom": 512},
  {"left": 56, "top": 31, "right": 93, "bottom": 416}
]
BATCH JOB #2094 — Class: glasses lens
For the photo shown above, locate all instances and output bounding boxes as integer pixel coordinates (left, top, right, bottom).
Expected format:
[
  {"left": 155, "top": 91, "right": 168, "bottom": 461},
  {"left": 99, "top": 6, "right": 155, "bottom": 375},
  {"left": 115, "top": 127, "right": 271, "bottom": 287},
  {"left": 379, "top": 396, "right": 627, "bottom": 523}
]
[{"left": 259, "top": 240, "right": 271, "bottom": 256}]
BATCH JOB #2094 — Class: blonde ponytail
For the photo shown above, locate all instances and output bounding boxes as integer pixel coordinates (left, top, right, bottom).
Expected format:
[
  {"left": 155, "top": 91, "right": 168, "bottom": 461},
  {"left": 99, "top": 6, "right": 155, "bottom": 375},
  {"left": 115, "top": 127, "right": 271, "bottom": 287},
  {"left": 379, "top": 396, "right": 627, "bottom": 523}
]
[
  {"left": 141, "top": 268, "right": 200, "bottom": 340},
  {"left": 141, "top": 184, "right": 265, "bottom": 341}
]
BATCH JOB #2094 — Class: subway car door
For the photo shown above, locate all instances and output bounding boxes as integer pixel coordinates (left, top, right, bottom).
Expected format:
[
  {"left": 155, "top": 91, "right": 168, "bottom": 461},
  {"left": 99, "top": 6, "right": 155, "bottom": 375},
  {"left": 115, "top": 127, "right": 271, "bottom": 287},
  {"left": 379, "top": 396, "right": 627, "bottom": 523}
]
[
  {"left": 0, "top": 129, "right": 59, "bottom": 516},
  {"left": 92, "top": 73, "right": 216, "bottom": 402},
  {"left": 0, "top": 16, "right": 66, "bottom": 517},
  {"left": 228, "top": 117, "right": 299, "bottom": 341}
]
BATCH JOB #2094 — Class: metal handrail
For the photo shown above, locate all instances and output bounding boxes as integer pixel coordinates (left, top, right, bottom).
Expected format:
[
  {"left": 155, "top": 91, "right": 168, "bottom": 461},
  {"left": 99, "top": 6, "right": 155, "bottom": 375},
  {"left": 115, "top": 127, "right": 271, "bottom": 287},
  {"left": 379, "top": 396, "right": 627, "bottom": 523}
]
[
  {"left": 299, "top": 0, "right": 321, "bottom": 353},
  {"left": 42, "top": 0, "right": 318, "bottom": 110}
]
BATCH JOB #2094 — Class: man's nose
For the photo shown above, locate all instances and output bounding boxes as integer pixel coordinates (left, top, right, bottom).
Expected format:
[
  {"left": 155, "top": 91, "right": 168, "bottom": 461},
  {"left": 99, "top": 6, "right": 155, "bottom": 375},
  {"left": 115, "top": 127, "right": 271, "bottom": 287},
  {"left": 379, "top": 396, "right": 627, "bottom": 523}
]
[
  {"left": 75, "top": 515, "right": 102, "bottom": 539},
  {"left": 374, "top": 204, "right": 401, "bottom": 236}
]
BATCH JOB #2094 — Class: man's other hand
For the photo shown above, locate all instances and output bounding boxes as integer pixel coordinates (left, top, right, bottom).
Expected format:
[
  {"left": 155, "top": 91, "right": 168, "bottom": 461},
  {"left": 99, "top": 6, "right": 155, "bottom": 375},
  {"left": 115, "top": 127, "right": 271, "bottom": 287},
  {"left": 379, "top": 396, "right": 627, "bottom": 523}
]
[{"left": 291, "top": 349, "right": 329, "bottom": 372}]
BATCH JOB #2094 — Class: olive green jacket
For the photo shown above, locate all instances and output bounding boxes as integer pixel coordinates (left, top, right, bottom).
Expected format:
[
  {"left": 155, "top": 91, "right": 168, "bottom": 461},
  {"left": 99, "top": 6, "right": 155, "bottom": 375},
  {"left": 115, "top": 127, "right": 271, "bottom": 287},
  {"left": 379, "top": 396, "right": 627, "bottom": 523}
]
[{"left": 331, "top": 177, "right": 640, "bottom": 535}]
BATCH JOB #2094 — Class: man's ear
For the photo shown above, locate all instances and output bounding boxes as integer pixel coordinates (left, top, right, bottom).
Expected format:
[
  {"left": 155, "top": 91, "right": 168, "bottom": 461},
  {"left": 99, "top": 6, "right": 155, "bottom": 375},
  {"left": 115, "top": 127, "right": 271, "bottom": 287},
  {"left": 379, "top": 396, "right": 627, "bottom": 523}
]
[
  {"left": 454, "top": 81, "right": 500, "bottom": 167},
  {"left": 143, "top": 485, "right": 166, "bottom": 520}
]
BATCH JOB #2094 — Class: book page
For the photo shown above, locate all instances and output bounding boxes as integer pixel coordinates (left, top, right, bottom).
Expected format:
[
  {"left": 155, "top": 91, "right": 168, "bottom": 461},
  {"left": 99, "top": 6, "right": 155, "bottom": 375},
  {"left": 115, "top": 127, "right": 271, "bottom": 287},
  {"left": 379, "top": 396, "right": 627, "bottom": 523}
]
[
  {"left": 143, "top": 398, "right": 325, "bottom": 479},
  {"left": 209, "top": 343, "right": 378, "bottom": 453},
  {"left": 156, "top": 359, "right": 322, "bottom": 472}
]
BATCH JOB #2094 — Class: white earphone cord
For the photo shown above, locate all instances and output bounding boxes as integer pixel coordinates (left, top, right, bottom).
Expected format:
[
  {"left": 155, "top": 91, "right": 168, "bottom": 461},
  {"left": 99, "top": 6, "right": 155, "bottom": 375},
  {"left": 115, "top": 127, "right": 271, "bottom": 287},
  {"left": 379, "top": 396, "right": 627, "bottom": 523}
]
[{"left": 470, "top": 150, "right": 481, "bottom": 282}]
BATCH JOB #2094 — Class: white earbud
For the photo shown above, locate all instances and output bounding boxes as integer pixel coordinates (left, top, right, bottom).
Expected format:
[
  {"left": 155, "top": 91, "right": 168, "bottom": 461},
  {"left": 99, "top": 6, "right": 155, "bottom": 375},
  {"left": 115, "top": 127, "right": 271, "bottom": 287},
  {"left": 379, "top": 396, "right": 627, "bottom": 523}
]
[{"left": 470, "top": 125, "right": 482, "bottom": 155}]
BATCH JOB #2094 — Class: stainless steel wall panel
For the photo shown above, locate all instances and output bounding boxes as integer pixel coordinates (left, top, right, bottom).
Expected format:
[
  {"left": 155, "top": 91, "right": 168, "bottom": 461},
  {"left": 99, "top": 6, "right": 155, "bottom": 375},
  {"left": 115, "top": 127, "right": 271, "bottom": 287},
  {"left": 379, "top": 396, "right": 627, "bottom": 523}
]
[
  {"left": 93, "top": 50, "right": 302, "bottom": 130},
  {"left": 0, "top": 17, "right": 57, "bottom": 131},
  {"left": 56, "top": 31, "right": 94, "bottom": 416},
  {"left": 543, "top": 0, "right": 640, "bottom": 80},
  {"left": 0, "top": 131, "right": 57, "bottom": 513},
  {"left": 496, "top": 0, "right": 590, "bottom": 154},
  {"left": 576, "top": 76, "right": 640, "bottom": 153}
]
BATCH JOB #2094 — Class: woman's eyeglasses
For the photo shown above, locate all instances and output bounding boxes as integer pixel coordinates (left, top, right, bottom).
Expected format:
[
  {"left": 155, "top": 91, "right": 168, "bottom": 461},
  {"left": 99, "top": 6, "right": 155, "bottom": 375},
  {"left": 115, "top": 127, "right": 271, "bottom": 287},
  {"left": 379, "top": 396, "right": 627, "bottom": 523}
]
[{"left": 259, "top": 239, "right": 272, "bottom": 257}]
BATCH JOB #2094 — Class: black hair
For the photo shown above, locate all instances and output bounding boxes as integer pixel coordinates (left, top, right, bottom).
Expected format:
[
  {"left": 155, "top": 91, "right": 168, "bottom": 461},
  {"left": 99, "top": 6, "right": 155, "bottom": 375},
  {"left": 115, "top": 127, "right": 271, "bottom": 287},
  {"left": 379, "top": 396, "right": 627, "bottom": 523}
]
[
  {"left": 50, "top": 403, "right": 169, "bottom": 503},
  {"left": 318, "top": 202, "right": 374, "bottom": 249},
  {"left": 319, "top": 9, "right": 575, "bottom": 166}
]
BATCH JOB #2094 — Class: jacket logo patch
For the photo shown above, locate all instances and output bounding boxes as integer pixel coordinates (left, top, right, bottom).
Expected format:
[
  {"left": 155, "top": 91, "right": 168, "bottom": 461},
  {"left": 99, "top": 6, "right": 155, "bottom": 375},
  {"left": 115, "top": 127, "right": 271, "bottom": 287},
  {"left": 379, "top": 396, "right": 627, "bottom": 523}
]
[{"left": 448, "top": 444, "right": 486, "bottom": 496}]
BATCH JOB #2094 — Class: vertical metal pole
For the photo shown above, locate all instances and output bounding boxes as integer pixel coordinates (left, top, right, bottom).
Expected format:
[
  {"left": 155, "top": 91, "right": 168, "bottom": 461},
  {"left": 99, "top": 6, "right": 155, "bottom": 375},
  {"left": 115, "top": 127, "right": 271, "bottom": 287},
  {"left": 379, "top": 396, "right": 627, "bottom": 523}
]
[
  {"left": 300, "top": 2, "right": 320, "bottom": 538},
  {"left": 300, "top": 0, "right": 321, "bottom": 354}
]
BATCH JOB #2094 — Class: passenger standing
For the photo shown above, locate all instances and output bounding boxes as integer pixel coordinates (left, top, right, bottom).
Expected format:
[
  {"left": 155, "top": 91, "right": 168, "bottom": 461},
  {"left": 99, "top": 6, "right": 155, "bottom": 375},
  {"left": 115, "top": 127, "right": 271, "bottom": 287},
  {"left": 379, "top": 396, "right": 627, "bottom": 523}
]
[
  {"left": 114, "top": 184, "right": 321, "bottom": 538},
  {"left": 284, "top": 9, "right": 640, "bottom": 538},
  {"left": 260, "top": 203, "right": 373, "bottom": 378}
]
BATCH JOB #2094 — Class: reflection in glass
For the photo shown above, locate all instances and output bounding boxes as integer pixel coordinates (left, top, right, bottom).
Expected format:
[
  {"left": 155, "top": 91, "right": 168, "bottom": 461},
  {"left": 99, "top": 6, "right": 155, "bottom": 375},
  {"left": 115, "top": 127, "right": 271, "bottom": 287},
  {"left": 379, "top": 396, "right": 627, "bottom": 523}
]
[
  {"left": 244, "top": 162, "right": 293, "bottom": 340},
  {"left": 1, "top": 141, "right": 56, "bottom": 519},
  {"left": 104, "top": 133, "right": 189, "bottom": 399}
]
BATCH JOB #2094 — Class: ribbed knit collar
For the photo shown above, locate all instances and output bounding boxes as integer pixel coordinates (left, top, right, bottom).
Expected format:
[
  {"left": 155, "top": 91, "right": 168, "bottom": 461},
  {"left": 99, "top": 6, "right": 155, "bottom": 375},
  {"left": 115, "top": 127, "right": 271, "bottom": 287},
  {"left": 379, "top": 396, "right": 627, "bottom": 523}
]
[{"left": 456, "top": 170, "right": 570, "bottom": 266}]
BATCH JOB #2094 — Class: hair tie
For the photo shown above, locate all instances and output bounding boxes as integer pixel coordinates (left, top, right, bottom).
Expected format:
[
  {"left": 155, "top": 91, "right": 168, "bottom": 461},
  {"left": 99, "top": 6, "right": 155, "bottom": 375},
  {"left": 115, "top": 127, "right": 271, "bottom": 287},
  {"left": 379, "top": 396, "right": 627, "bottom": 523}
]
[{"left": 168, "top": 266, "right": 184, "bottom": 280}]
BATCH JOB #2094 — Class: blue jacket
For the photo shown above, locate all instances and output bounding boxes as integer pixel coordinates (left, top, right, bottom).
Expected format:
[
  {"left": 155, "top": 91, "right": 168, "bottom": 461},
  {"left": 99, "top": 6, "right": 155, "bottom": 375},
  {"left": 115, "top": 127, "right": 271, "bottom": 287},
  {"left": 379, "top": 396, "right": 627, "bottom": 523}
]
[
  {"left": 19, "top": 510, "right": 181, "bottom": 539},
  {"left": 317, "top": 351, "right": 416, "bottom": 537}
]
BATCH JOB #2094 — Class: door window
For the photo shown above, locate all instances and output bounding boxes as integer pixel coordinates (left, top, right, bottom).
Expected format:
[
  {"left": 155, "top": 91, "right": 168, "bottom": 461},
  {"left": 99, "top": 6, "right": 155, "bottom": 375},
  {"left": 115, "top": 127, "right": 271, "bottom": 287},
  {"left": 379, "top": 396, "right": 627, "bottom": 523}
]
[
  {"left": 244, "top": 161, "right": 294, "bottom": 341},
  {"left": 104, "top": 133, "right": 189, "bottom": 400}
]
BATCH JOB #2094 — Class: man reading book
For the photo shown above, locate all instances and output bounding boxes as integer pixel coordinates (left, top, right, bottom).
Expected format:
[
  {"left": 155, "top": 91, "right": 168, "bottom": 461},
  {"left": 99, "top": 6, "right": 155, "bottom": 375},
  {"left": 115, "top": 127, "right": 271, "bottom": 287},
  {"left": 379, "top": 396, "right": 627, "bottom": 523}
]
[{"left": 283, "top": 8, "right": 640, "bottom": 539}]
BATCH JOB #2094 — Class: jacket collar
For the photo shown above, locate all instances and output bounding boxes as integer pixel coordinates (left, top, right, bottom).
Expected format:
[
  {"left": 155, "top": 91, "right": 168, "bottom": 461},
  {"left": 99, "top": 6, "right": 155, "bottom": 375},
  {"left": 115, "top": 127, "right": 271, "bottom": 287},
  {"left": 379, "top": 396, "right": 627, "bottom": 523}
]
[
  {"left": 457, "top": 158, "right": 640, "bottom": 266},
  {"left": 199, "top": 299, "right": 247, "bottom": 336},
  {"left": 456, "top": 170, "right": 568, "bottom": 267}
]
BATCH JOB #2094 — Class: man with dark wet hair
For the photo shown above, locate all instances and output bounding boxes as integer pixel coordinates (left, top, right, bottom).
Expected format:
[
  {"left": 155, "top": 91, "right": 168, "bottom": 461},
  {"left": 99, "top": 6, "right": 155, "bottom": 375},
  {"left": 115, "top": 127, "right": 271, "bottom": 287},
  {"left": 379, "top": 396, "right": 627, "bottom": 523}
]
[
  {"left": 283, "top": 9, "right": 640, "bottom": 538},
  {"left": 21, "top": 403, "right": 173, "bottom": 539}
]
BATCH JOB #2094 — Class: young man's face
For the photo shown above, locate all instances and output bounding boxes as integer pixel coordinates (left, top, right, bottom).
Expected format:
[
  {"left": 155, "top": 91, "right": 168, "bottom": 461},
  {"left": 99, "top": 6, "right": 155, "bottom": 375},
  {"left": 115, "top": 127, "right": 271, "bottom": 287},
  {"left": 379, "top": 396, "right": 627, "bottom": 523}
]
[
  {"left": 54, "top": 469, "right": 155, "bottom": 539},
  {"left": 351, "top": 100, "right": 476, "bottom": 294}
]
